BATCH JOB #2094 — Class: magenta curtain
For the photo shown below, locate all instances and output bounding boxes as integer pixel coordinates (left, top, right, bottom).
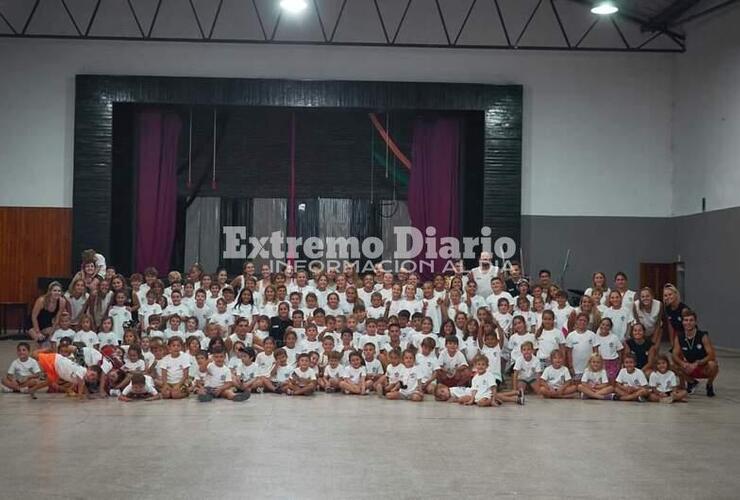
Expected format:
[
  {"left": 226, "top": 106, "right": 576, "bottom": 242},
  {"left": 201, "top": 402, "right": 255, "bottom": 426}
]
[
  {"left": 407, "top": 117, "right": 461, "bottom": 277},
  {"left": 135, "top": 111, "right": 182, "bottom": 273}
]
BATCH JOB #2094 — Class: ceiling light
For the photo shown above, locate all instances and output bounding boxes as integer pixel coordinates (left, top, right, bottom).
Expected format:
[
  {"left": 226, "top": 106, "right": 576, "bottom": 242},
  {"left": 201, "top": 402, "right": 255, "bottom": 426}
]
[
  {"left": 591, "top": 1, "right": 618, "bottom": 15},
  {"left": 280, "top": 0, "right": 308, "bottom": 14}
]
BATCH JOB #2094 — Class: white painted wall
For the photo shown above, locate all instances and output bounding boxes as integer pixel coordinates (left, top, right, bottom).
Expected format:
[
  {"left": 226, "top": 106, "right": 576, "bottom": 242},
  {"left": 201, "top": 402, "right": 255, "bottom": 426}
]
[
  {"left": 0, "top": 39, "right": 674, "bottom": 216},
  {"left": 672, "top": 6, "right": 740, "bottom": 216}
]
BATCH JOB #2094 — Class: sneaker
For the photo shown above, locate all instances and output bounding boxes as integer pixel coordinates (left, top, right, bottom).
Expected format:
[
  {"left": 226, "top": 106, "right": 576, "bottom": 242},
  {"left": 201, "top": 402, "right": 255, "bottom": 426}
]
[
  {"left": 198, "top": 393, "right": 214, "bottom": 403},
  {"left": 579, "top": 392, "right": 587, "bottom": 400},
  {"left": 706, "top": 384, "right": 715, "bottom": 397},
  {"left": 233, "top": 391, "right": 251, "bottom": 402},
  {"left": 609, "top": 394, "right": 620, "bottom": 401},
  {"left": 325, "top": 388, "right": 335, "bottom": 393},
  {"left": 109, "top": 389, "right": 121, "bottom": 397},
  {"left": 660, "top": 395, "right": 674, "bottom": 404},
  {"left": 687, "top": 380, "right": 698, "bottom": 394},
  {"left": 518, "top": 388, "right": 525, "bottom": 404},
  {"left": 637, "top": 396, "right": 646, "bottom": 403},
  {"left": 516, "top": 393, "right": 525, "bottom": 406}
]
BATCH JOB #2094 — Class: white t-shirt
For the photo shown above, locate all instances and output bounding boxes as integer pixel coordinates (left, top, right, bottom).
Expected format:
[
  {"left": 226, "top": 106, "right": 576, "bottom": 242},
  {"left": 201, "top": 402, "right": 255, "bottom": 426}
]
[
  {"left": 415, "top": 352, "right": 439, "bottom": 382},
  {"left": 581, "top": 368, "right": 609, "bottom": 385},
  {"left": 364, "top": 358, "right": 384, "bottom": 377},
  {"left": 255, "top": 352, "right": 275, "bottom": 377},
  {"left": 471, "top": 266, "right": 497, "bottom": 298},
  {"left": 298, "top": 339, "right": 322, "bottom": 354},
  {"left": 633, "top": 299, "right": 662, "bottom": 333},
  {"left": 7, "top": 358, "right": 41, "bottom": 379},
  {"left": 540, "top": 365, "right": 571, "bottom": 389},
  {"left": 384, "top": 362, "right": 404, "bottom": 384},
  {"left": 232, "top": 303, "right": 258, "bottom": 322},
  {"left": 205, "top": 362, "right": 233, "bottom": 388},
  {"left": 649, "top": 370, "right": 678, "bottom": 393},
  {"left": 565, "top": 330, "right": 597, "bottom": 374},
  {"left": 97, "top": 331, "right": 118, "bottom": 347},
  {"left": 616, "top": 368, "right": 648, "bottom": 387},
  {"left": 54, "top": 355, "right": 87, "bottom": 382},
  {"left": 552, "top": 305, "right": 575, "bottom": 331},
  {"left": 228, "top": 333, "right": 254, "bottom": 348},
  {"left": 513, "top": 355, "right": 542, "bottom": 381},
  {"left": 507, "top": 333, "right": 536, "bottom": 361},
  {"left": 342, "top": 365, "right": 367, "bottom": 384},
  {"left": 493, "top": 312, "right": 513, "bottom": 335},
  {"left": 366, "top": 305, "right": 386, "bottom": 320},
  {"left": 73, "top": 330, "right": 99, "bottom": 348},
  {"left": 397, "top": 299, "right": 423, "bottom": 316},
  {"left": 480, "top": 345, "right": 502, "bottom": 382},
  {"left": 123, "top": 359, "right": 146, "bottom": 373},
  {"left": 260, "top": 302, "right": 279, "bottom": 318},
  {"left": 593, "top": 333, "right": 623, "bottom": 360},
  {"left": 420, "top": 297, "right": 443, "bottom": 332},
  {"left": 400, "top": 365, "right": 423, "bottom": 394},
  {"left": 470, "top": 370, "right": 499, "bottom": 401},
  {"left": 139, "top": 302, "right": 163, "bottom": 330},
  {"left": 189, "top": 303, "right": 212, "bottom": 330},
  {"left": 292, "top": 366, "right": 317, "bottom": 382},
  {"left": 108, "top": 305, "right": 132, "bottom": 341},
  {"left": 159, "top": 354, "right": 191, "bottom": 384},
  {"left": 323, "top": 364, "right": 343, "bottom": 380},
  {"left": 536, "top": 328, "right": 565, "bottom": 361},
  {"left": 602, "top": 306, "right": 633, "bottom": 341},
  {"left": 437, "top": 349, "right": 468, "bottom": 376},
  {"left": 122, "top": 374, "right": 158, "bottom": 396},
  {"left": 51, "top": 328, "right": 76, "bottom": 344},
  {"left": 486, "top": 291, "right": 515, "bottom": 310},
  {"left": 411, "top": 332, "right": 442, "bottom": 350},
  {"left": 209, "top": 311, "right": 235, "bottom": 331}
]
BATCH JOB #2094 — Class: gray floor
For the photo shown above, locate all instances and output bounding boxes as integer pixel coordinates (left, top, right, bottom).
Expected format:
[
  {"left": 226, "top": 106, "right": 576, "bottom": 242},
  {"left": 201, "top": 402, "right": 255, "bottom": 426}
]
[{"left": 0, "top": 341, "right": 738, "bottom": 500}]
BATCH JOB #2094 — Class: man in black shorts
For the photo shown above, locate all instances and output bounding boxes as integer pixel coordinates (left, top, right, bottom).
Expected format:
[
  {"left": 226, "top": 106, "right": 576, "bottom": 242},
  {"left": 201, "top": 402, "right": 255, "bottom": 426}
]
[{"left": 671, "top": 309, "right": 719, "bottom": 397}]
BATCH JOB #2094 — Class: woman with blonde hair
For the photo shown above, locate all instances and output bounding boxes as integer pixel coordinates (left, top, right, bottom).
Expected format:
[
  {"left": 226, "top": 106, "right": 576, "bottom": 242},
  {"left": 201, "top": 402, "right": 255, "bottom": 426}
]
[
  {"left": 30, "top": 281, "right": 67, "bottom": 345},
  {"left": 662, "top": 284, "right": 688, "bottom": 347},
  {"left": 584, "top": 271, "right": 610, "bottom": 305}
]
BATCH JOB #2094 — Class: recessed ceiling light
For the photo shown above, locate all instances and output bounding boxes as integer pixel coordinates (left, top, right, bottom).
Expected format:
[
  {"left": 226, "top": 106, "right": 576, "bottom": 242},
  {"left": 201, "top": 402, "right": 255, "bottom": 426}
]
[
  {"left": 591, "top": 1, "right": 619, "bottom": 15},
  {"left": 280, "top": 0, "right": 308, "bottom": 14}
]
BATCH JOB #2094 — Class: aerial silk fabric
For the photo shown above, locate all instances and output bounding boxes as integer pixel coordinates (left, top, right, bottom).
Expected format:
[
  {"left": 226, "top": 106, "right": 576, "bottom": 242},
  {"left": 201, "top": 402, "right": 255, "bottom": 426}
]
[
  {"left": 252, "top": 198, "right": 287, "bottom": 268},
  {"left": 407, "top": 117, "right": 461, "bottom": 278},
  {"left": 380, "top": 200, "right": 411, "bottom": 263},
  {"left": 135, "top": 111, "right": 182, "bottom": 273}
]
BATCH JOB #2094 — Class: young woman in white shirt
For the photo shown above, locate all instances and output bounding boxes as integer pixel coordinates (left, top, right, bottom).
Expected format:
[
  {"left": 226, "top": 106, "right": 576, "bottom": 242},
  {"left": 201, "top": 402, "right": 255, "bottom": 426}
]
[
  {"left": 602, "top": 290, "right": 633, "bottom": 341},
  {"left": 65, "top": 278, "right": 89, "bottom": 329},
  {"left": 613, "top": 272, "right": 636, "bottom": 308},
  {"left": 257, "top": 264, "right": 272, "bottom": 294},
  {"left": 633, "top": 287, "right": 663, "bottom": 344},
  {"left": 584, "top": 271, "right": 610, "bottom": 305}
]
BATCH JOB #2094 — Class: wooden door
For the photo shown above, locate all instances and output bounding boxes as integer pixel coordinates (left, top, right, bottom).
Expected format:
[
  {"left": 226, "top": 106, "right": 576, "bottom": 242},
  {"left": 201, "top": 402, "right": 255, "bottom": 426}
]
[{"left": 640, "top": 263, "right": 677, "bottom": 298}]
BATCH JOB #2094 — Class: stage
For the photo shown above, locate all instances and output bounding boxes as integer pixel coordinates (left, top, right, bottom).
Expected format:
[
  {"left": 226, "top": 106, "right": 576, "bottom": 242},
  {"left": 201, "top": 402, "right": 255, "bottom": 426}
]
[{"left": 1, "top": 340, "right": 738, "bottom": 500}]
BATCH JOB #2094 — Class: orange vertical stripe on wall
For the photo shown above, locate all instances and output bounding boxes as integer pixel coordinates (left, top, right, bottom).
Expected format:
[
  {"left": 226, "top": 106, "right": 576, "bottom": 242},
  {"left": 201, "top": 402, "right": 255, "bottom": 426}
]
[{"left": 0, "top": 207, "right": 72, "bottom": 307}]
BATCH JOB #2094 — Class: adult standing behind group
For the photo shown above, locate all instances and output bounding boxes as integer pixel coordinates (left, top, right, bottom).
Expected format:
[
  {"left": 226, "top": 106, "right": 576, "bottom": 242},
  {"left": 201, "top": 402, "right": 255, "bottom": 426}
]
[
  {"left": 663, "top": 284, "right": 689, "bottom": 347},
  {"left": 469, "top": 252, "right": 498, "bottom": 299}
]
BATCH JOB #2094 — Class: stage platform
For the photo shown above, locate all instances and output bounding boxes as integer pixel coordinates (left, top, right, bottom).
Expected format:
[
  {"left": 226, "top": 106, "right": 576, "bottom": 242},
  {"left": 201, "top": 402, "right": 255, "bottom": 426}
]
[{"left": 0, "top": 341, "right": 738, "bottom": 499}]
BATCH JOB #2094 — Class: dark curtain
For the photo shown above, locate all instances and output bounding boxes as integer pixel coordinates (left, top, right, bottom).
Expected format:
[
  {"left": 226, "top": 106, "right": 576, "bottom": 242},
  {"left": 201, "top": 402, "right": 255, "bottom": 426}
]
[
  {"left": 408, "top": 117, "right": 461, "bottom": 277},
  {"left": 220, "top": 198, "right": 252, "bottom": 276},
  {"left": 135, "top": 111, "right": 182, "bottom": 273}
]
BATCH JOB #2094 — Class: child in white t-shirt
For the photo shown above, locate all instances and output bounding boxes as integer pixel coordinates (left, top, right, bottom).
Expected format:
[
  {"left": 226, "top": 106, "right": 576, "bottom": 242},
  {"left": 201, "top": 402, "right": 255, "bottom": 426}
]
[
  {"left": 158, "top": 337, "right": 190, "bottom": 400},
  {"left": 593, "top": 318, "right": 624, "bottom": 383},
  {"left": 535, "top": 310, "right": 565, "bottom": 366},
  {"left": 234, "top": 347, "right": 259, "bottom": 394},
  {"left": 118, "top": 372, "right": 160, "bottom": 401},
  {"left": 197, "top": 349, "right": 250, "bottom": 402},
  {"left": 577, "top": 353, "right": 615, "bottom": 400},
  {"left": 565, "top": 313, "right": 597, "bottom": 380},
  {"left": 320, "top": 351, "right": 344, "bottom": 392},
  {"left": 375, "top": 347, "right": 403, "bottom": 396},
  {"left": 435, "top": 335, "right": 472, "bottom": 391},
  {"left": 256, "top": 348, "right": 292, "bottom": 393},
  {"left": 73, "top": 314, "right": 99, "bottom": 349},
  {"left": 97, "top": 317, "right": 118, "bottom": 347},
  {"left": 538, "top": 351, "right": 577, "bottom": 399},
  {"left": 506, "top": 316, "right": 536, "bottom": 369},
  {"left": 362, "top": 343, "right": 384, "bottom": 392},
  {"left": 648, "top": 355, "right": 687, "bottom": 403},
  {"left": 386, "top": 349, "right": 424, "bottom": 402},
  {"left": 512, "top": 341, "right": 542, "bottom": 399},
  {"left": 50, "top": 312, "right": 75, "bottom": 349},
  {"left": 339, "top": 351, "right": 367, "bottom": 395},
  {"left": 415, "top": 337, "right": 440, "bottom": 395},
  {"left": 2, "top": 342, "right": 41, "bottom": 393},
  {"left": 613, "top": 354, "right": 650, "bottom": 402},
  {"left": 449, "top": 355, "right": 501, "bottom": 406},
  {"left": 284, "top": 353, "right": 317, "bottom": 396}
]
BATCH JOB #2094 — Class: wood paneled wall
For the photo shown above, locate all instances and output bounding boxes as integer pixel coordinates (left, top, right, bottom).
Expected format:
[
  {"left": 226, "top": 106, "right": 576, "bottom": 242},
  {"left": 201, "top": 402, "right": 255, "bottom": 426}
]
[{"left": 0, "top": 207, "right": 72, "bottom": 307}]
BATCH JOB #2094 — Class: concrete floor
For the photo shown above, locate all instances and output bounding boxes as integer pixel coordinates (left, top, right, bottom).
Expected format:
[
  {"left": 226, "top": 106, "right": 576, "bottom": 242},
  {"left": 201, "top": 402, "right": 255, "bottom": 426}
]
[{"left": 0, "top": 341, "right": 738, "bottom": 500}]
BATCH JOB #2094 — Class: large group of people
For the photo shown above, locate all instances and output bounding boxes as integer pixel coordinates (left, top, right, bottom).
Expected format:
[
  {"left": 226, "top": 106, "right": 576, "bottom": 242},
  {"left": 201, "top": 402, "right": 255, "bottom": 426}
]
[{"left": 2, "top": 249, "right": 719, "bottom": 405}]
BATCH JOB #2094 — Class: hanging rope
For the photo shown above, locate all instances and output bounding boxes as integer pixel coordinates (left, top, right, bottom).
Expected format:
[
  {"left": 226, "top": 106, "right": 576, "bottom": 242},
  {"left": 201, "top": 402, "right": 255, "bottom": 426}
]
[{"left": 368, "top": 112, "right": 412, "bottom": 170}]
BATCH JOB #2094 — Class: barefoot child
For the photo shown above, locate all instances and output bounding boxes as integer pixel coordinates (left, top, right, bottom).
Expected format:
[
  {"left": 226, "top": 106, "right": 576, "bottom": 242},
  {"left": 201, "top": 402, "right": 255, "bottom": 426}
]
[
  {"left": 614, "top": 354, "right": 650, "bottom": 402},
  {"left": 577, "top": 354, "right": 615, "bottom": 400}
]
